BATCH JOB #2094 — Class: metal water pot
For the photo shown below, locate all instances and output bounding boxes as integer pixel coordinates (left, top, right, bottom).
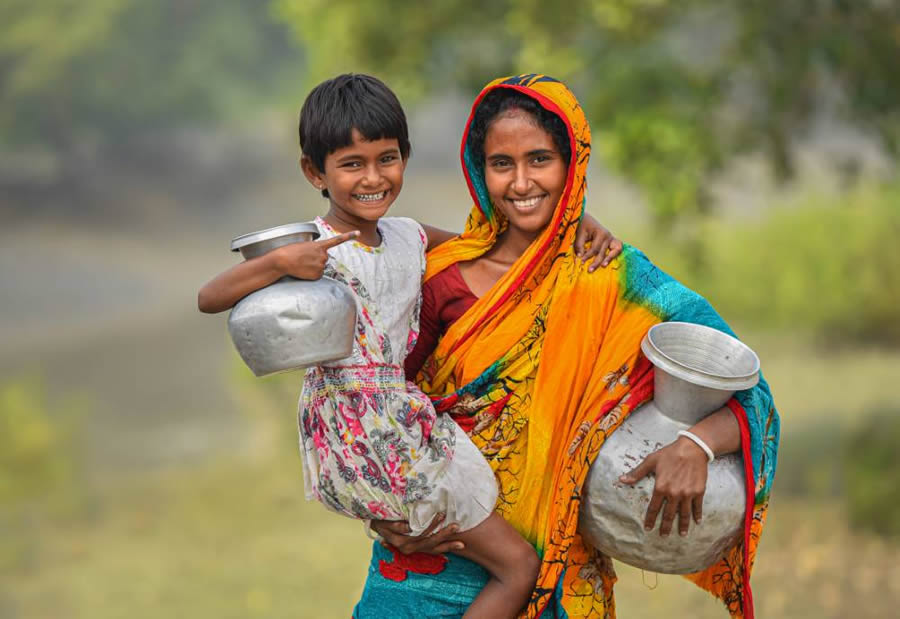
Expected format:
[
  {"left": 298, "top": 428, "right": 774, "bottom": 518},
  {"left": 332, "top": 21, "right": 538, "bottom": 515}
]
[
  {"left": 578, "top": 321, "right": 760, "bottom": 574},
  {"left": 227, "top": 222, "right": 356, "bottom": 377}
]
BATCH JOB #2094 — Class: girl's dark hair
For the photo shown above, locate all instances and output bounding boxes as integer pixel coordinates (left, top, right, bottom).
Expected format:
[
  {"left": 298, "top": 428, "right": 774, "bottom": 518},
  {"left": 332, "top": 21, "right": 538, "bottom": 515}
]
[
  {"left": 299, "top": 74, "right": 411, "bottom": 196},
  {"left": 467, "top": 88, "right": 571, "bottom": 170}
]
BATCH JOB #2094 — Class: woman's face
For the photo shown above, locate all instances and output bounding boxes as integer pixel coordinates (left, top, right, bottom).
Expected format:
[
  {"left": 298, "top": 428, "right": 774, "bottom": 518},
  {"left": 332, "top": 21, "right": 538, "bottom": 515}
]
[{"left": 482, "top": 108, "right": 567, "bottom": 238}]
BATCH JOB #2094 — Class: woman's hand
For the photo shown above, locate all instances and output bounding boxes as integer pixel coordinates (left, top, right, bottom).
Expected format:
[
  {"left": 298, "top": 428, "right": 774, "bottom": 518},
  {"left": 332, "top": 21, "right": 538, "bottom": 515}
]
[
  {"left": 370, "top": 514, "right": 465, "bottom": 555},
  {"left": 619, "top": 436, "right": 710, "bottom": 537},
  {"left": 575, "top": 214, "right": 623, "bottom": 272},
  {"left": 273, "top": 230, "right": 359, "bottom": 280}
]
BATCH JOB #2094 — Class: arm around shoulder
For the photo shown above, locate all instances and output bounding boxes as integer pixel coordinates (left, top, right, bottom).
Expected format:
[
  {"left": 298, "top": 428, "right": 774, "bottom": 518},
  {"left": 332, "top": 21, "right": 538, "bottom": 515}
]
[{"left": 419, "top": 222, "right": 458, "bottom": 252}]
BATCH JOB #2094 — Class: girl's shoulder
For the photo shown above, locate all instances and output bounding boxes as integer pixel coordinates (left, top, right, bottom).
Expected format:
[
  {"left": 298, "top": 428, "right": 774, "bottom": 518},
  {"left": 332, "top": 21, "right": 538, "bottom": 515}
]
[{"left": 378, "top": 217, "right": 427, "bottom": 249}]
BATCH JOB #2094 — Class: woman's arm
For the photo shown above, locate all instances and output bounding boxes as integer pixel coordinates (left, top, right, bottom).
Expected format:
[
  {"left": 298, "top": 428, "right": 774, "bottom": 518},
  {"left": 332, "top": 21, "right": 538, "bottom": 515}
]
[
  {"left": 419, "top": 215, "right": 623, "bottom": 268},
  {"left": 197, "top": 230, "right": 359, "bottom": 313},
  {"left": 619, "top": 405, "right": 740, "bottom": 537},
  {"left": 370, "top": 515, "right": 466, "bottom": 554}
]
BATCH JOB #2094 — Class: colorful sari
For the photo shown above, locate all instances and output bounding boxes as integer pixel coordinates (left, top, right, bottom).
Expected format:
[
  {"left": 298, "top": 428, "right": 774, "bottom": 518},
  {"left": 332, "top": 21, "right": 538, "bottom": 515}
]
[{"left": 353, "top": 74, "right": 780, "bottom": 619}]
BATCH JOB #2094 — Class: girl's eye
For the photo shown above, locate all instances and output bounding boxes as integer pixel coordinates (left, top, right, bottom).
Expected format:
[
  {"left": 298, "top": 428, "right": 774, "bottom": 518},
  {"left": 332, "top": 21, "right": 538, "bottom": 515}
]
[
  {"left": 490, "top": 159, "right": 512, "bottom": 169},
  {"left": 532, "top": 154, "right": 552, "bottom": 164}
]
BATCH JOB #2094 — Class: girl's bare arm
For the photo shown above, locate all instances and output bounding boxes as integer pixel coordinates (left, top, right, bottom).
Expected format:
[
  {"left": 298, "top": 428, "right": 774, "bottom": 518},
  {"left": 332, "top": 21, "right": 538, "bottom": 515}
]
[{"left": 197, "top": 231, "right": 359, "bottom": 313}]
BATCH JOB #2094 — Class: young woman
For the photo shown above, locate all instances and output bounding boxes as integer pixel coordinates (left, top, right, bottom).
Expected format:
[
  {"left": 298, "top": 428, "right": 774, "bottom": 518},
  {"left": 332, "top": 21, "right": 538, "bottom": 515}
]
[{"left": 358, "top": 75, "right": 780, "bottom": 619}]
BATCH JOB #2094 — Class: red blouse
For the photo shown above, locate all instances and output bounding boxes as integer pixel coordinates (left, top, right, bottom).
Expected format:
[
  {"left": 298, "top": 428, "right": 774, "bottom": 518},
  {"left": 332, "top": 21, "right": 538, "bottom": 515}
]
[{"left": 404, "top": 263, "right": 478, "bottom": 380}]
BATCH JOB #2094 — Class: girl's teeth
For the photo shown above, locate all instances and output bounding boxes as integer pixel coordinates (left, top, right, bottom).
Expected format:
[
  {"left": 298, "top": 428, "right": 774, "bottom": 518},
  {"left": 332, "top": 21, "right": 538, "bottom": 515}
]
[{"left": 355, "top": 191, "right": 386, "bottom": 202}]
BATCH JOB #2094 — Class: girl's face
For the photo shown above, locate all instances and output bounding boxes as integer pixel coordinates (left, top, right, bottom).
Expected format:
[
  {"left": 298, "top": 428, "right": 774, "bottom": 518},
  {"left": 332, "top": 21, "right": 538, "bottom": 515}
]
[
  {"left": 482, "top": 109, "right": 567, "bottom": 239},
  {"left": 302, "top": 129, "right": 406, "bottom": 227}
]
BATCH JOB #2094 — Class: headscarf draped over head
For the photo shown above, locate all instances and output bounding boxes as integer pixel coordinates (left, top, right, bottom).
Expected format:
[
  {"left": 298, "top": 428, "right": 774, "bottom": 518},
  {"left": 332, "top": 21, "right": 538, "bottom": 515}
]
[{"left": 418, "top": 75, "right": 779, "bottom": 619}]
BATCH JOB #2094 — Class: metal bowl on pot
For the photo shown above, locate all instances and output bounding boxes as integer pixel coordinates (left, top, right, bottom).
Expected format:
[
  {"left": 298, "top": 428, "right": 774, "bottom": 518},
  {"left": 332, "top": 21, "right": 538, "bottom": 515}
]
[{"left": 227, "top": 222, "right": 356, "bottom": 377}]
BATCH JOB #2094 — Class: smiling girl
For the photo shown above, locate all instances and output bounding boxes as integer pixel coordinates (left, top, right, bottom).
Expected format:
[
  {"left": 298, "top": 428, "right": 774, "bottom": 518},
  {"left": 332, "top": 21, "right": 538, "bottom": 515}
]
[{"left": 197, "top": 74, "right": 623, "bottom": 619}]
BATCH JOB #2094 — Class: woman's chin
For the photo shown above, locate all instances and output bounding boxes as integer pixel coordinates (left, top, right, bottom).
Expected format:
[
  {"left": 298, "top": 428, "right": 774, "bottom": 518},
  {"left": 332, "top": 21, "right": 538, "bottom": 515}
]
[{"left": 506, "top": 214, "right": 554, "bottom": 236}]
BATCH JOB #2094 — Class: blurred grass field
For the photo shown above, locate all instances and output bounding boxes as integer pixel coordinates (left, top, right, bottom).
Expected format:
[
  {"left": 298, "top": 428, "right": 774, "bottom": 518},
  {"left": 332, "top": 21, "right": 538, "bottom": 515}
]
[{"left": 4, "top": 329, "right": 900, "bottom": 618}]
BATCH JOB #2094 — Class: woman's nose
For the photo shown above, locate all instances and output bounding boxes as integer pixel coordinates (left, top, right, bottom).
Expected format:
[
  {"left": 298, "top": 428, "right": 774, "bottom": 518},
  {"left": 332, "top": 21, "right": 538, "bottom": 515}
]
[{"left": 511, "top": 164, "right": 532, "bottom": 194}]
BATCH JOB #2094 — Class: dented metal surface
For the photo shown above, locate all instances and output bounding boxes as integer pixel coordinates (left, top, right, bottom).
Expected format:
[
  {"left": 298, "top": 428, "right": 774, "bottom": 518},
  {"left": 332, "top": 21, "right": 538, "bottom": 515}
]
[{"left": 226, "top": 223, "right": 356, "bottom": 377}]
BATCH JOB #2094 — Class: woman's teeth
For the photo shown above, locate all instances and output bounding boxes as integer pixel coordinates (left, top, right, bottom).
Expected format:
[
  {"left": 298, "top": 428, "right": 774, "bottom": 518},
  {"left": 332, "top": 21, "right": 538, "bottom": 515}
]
[
  {"left": 354, "top": 191, "right": 386, "bottom": 202},
  {"left": 510, "top": 195, "right": 543, "bottom": 209}
]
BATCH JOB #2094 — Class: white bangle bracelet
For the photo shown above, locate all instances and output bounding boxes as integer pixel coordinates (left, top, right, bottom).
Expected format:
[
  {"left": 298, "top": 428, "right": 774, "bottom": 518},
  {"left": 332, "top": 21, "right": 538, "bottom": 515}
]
[{"left": 677, "top": 430, "right": 715, "bottom": 463}]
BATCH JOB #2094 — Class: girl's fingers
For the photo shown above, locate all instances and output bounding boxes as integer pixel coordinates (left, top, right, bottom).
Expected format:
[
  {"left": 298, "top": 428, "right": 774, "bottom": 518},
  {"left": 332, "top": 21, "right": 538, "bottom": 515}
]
[{"left": 315, "top": 230, "right": 360, "bottom": 249}]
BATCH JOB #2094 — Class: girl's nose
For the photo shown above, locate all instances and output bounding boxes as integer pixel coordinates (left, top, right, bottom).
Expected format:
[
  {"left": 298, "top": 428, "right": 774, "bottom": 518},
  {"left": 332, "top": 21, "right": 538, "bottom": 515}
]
[{"left": 362, "top": 163, "right": 381, "bottom": 186}]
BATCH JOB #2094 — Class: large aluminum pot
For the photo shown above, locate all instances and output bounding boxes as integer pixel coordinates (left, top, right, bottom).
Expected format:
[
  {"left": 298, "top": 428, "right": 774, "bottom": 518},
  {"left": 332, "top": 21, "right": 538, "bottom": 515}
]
[
  {"left": 578, "top": 322, "right": 760, "bottom": 574},
  {"left": 227, "top": 222, "right": 356, "bottom": 377}
]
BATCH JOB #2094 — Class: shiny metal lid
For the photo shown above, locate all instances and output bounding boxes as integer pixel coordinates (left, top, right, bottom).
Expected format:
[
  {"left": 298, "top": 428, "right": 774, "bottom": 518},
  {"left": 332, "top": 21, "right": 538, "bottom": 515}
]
[{"left": 230, "top": 222, "right": 320, "bottom": 252}]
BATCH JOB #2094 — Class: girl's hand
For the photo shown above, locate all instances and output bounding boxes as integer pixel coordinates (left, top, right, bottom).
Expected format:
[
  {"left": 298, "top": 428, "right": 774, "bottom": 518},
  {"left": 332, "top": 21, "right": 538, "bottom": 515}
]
[
  {"left": 619, "top": 436, "right": 710, "bottom": 537},
  {"left": 273, "top": 230, "right": 359, "bottom": 280},
  {"left": 370, "top": 514, "right": 465, "bottom": 555},
  {"left": 575, "top": 214, "right": 623, "bottom": 272}
]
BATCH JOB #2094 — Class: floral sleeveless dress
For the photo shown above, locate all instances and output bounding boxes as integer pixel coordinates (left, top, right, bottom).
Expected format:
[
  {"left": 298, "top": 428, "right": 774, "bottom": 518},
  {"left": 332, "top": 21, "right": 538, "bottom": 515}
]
[{"left": 298, "top": 216, "right": 498, "bottom": 534}]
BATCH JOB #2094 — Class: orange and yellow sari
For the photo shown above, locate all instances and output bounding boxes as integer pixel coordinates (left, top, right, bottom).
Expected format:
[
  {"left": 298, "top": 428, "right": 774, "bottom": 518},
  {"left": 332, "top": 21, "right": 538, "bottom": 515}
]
[{"left": 354, "top": 74, "right": 779, "bottom": 619}]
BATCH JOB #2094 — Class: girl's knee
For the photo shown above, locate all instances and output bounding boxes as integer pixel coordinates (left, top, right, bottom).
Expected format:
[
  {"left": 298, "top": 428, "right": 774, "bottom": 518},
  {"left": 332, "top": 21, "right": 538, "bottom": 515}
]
[{"left": 505, "top": 539, "right": 540, "bottom": 587}]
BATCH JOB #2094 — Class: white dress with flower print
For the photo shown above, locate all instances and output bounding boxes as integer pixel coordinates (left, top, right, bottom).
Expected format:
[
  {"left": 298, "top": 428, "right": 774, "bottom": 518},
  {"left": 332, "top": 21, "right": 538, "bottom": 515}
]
[{"left": 298, "top": 216, "right": 498, "bottom": 534}]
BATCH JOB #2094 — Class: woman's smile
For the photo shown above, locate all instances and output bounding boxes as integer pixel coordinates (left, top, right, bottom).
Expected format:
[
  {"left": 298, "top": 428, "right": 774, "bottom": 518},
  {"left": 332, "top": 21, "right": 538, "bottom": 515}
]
[
  {"left": 506, "top": 193, "right": 549, "bottom": 213},
  {"left": 483, "top": 110, "right": 567, "bottom": 240}
]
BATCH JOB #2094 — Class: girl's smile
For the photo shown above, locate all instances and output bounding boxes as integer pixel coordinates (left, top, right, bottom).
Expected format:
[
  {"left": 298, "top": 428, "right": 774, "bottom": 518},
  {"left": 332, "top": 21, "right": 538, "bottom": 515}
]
[{"left": 301, "top": 129, "right": 406, "bottom": 245}]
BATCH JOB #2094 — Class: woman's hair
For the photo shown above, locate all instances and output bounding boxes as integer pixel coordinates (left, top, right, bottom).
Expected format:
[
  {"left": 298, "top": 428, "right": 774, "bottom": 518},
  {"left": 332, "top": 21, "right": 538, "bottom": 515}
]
[
  {"left": 299, "top": 74, "right": 411, "bottom": 196},
  {"left": 467, "top": 88, "right": 571, "bottom": 170}
]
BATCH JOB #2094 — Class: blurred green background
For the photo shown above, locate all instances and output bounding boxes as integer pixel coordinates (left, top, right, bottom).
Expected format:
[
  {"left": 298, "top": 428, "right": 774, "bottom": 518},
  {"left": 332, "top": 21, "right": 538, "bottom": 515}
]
[{"left": 2, "top": 1, "right": 899, "bottom": 617}]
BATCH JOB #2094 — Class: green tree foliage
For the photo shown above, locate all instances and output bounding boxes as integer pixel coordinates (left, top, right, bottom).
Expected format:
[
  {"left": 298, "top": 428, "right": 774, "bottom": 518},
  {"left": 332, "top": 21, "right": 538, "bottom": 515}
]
[
  {"left": 664, "top": 185, "right": 900, "bottom": 344},
  {"left": 0, "top": 0, "right": 302, "bottom": 151},
  {"left": 274, "top": 0, "right": 900, "bottom": 220}
]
